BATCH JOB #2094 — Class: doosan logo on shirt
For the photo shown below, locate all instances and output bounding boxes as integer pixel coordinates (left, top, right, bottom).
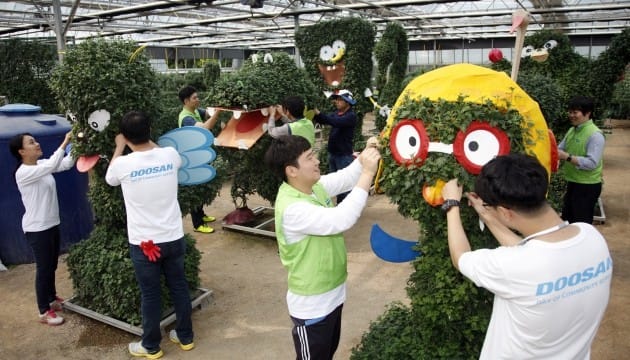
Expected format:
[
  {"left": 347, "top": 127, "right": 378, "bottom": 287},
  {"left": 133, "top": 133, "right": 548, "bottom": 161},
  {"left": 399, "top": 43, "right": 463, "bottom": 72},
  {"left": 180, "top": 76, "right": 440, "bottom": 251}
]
[{"left": 130, "top": 163, "right": 175, "bottom": 181}]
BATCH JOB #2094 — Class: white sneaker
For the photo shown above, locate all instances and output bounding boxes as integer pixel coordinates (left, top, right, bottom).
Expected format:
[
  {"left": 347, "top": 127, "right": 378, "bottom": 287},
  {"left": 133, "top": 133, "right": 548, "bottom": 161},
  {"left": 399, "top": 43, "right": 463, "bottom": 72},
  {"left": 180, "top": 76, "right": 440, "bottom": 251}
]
[
  {"left": 38, "top": 309, "right": 64, "bottom": 326},
  {"left": 169, "top": 329, "right": 195, "bottom": 351},
  {"left": 128, "top": 342, "right": 163, "bottom": 359}
]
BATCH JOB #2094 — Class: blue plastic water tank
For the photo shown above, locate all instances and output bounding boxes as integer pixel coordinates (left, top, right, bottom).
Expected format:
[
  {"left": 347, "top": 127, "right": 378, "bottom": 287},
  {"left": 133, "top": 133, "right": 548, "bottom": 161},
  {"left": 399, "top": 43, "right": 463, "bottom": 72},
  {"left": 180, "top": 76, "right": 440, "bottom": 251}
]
[{"left": 0, "top": 104, "right": 93, "bottom": 265}]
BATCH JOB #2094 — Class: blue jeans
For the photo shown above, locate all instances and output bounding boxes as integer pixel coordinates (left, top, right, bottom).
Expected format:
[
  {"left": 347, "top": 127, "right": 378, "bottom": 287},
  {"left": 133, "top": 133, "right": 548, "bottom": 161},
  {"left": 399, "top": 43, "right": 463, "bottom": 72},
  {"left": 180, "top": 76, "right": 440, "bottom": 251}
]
[
  {"left": 25, "top": 225, "right": 60, "bottom": 314},
  {"left": 328, "top": 153, "right": 354, "bottom": 203},
  {"left": 129, "top": 237, "right": 193, "bottom": 352}
]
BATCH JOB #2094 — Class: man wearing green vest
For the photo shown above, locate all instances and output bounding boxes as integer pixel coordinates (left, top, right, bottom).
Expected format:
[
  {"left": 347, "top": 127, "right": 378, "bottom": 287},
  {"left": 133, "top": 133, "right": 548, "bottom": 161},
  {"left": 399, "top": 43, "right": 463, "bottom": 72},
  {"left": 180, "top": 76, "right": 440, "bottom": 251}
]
[
  {"left": 264, "top": 135, "right": 380, "bottom": 360},
  {"left": 267, "top": 96, "right": 315, "bottom": 146},
  {"left": 178, "top": 85, "right": 222, "bottom": 233},
  {"left": 558, "top": 96, "right": 605, "bottom": 224}
]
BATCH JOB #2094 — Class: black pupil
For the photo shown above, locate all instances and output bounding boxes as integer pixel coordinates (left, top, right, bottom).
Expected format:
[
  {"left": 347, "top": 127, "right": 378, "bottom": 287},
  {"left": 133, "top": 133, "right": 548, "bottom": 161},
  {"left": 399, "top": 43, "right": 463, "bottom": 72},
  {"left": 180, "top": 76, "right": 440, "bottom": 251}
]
[
  {"left": 468, "top": 141, "right": 479, "bottom": 151},
  {"left": 408, "top": 137, "right": 417, "bottom": 147}
]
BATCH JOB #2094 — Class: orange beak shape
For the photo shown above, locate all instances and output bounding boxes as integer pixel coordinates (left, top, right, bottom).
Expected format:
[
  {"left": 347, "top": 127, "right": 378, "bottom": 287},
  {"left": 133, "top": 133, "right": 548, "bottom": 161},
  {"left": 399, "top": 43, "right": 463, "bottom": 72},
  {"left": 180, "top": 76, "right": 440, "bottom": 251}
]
[{"left": 422, "top": 179, "right": 446, "bottom": 207}]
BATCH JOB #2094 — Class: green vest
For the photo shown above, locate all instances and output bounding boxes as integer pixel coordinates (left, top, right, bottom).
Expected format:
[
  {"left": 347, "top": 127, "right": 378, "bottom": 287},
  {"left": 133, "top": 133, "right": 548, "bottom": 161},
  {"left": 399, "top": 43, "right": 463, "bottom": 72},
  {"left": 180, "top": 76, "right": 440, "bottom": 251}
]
[
  {"left": 561, "top": 120, "right": 603, "bottom": 184},
  {"left": 274, "top": 182, "right": 347, "bottom": 295},
  {"left": 178, "top": 108, "right": 202, "bottom": 128},
  {"left": 288, "top": 118, "right": 315, "bottom": 146}
]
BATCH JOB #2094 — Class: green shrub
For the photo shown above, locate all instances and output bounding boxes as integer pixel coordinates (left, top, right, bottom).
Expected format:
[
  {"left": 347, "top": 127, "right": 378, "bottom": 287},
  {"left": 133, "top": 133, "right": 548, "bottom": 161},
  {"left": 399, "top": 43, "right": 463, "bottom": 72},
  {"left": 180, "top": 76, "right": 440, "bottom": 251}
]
[
  {"left": 0, "top": 39, "right": 57, "bottom": 112},
  {"left": 610, "top": 66, "right": 630, "bottom": 119},
  {"left": 374, "top": 22, "right": 409, "bottom": 131}
]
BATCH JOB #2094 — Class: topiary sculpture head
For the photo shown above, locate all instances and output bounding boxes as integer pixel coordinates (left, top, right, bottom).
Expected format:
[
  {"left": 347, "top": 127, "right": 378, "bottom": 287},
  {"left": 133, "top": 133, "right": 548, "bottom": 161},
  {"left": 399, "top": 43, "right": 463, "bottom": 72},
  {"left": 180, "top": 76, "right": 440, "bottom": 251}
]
[
  {"left": 353, "top": 64, "right": 557, "bottom": 358},
  {"left": 206, "top": 51, "right": 318, "bottom": 210}
]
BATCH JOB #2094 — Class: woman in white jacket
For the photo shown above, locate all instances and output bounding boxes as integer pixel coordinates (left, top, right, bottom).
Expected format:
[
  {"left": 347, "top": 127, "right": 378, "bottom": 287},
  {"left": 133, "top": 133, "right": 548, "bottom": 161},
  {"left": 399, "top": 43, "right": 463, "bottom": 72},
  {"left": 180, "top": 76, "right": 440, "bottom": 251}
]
[{"left": 9, "top": 131, "right": 74, "bottom": 326}]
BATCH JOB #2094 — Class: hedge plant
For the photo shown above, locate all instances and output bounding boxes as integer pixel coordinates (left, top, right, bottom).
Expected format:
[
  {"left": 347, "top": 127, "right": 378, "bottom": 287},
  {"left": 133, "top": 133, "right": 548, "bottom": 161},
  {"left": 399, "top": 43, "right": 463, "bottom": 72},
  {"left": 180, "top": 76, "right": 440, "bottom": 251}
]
[
  {"left": 0, "top": 39, "right": 57, "bottom": 112},
  {"left": 610, "top": 66, "right": 630, "bottom": 120},
  {"left": 352, "top": 96, "right": 537, "bottom": 358},
  {"left": 49, "top": 38, "right": 203, "bottom": 325},
  {"left": 588, "top": 27, "right": 630, "bottom": 118},
  {"left": 373, "top": 22, "right": 409, "bottom": 131}
]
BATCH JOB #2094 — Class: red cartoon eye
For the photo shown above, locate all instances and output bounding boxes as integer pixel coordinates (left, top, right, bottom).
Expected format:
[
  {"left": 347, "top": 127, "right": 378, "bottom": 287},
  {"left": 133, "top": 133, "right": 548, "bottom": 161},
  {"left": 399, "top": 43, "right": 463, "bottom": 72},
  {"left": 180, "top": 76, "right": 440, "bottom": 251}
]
[
  {"left": 453, "top": 121, "right": 510, "bottom": 174},
  {"left": 389, "top": 119, "right": 429, "bottom": 166}
]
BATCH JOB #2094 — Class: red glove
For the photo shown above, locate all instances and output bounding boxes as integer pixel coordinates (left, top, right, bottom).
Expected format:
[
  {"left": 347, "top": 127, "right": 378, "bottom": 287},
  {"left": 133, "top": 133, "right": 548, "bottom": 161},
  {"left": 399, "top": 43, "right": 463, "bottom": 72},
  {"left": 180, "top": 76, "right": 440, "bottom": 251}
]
[{"left": 139, "top": 240, "right": 161, "bottom": 262}]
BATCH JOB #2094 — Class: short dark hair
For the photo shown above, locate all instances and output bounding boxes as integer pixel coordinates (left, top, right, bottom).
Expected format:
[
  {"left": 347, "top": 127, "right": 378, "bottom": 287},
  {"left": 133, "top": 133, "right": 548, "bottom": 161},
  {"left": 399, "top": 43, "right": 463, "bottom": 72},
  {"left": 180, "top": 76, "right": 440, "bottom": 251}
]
[
  {"left": 281, "top": 96, "right": 305, "bottom": 119},
  {"left": 264, "top": 135, "right": 312, "bottom": 182},
  {"left": 474, "top": 153, "right": 549, "bottom": 213},
  {"left": 178, "top": 85, "right": 197, "bottom": 103},
  {"left": 8, "top": 132, "right": 31, "bottom": 162},
  {"left": 567, "top": 96, "right": 594, "bottom": 116},
  {"left": 120, "top": 111, "right": 151, "bottom": 145}
]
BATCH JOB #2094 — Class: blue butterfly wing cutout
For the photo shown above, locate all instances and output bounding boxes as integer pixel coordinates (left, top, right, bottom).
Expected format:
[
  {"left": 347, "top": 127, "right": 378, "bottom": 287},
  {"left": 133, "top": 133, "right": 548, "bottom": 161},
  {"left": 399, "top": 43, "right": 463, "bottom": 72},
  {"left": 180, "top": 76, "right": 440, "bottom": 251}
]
[
  {"left": 158, "top": 127, "right": 216, "bottom": 185},
  {"left": 370, "top": 223, "right": 421, "bottom": 263}
]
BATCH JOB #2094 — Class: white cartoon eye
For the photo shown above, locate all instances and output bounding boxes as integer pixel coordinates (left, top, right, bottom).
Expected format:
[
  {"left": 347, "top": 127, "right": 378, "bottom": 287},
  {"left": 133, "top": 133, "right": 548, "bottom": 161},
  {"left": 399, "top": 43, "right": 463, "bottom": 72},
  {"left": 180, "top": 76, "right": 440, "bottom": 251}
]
[
  {"left": 389, "top": 119, "right": 429, "bottom": 166},
  {"left": 453, "top": 121, "right": 510, "bottom": 174},
  {"left": 544, "top": 40, "right": 558, "bottom": 50},
  {"left": 332, "top": 40, "right": 346, "bottom": 53},
  {"left": 319, "top": 45, "right": 334, "bottom": 61},
  {"left": 88, "top": 109, "right": 110, "bottom": 132},
  {"left": 522, "top": 45, "right": 534, "bottom": 58}
]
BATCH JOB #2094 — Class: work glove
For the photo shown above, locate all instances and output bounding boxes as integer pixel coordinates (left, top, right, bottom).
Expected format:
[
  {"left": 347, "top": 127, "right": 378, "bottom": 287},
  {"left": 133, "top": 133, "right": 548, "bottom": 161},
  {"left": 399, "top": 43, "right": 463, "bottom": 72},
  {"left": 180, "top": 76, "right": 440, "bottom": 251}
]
[{"left": 139, "top": 240, "right": 161, "bottom": 262}]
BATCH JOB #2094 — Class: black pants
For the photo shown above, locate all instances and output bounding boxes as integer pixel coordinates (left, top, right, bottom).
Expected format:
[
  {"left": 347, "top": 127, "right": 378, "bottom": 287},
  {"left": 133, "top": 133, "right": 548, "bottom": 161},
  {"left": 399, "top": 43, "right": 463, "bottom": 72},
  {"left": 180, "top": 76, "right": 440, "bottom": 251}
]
[
  {"left": 25, "top": 225, "right": 60, "bottom": 314},
  {"left": 190, "top": 205, "right": 205, "bottom": 228},
  {"left": 562, "top": 181, "right": 602, "bottom": 224},
  {"left": 290, "top": 304, "right": 343, "bottom": 360}
]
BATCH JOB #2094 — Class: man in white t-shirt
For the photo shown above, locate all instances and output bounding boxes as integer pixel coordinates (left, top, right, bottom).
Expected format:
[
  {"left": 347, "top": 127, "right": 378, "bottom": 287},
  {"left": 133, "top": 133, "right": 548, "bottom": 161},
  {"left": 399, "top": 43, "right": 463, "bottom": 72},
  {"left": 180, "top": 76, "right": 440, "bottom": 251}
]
[
  {"left": 442, "top": 153, "right": 611, "bottom": 359},
  {"left": 106, "top": 111, "right": 194, "bottom": 359}
]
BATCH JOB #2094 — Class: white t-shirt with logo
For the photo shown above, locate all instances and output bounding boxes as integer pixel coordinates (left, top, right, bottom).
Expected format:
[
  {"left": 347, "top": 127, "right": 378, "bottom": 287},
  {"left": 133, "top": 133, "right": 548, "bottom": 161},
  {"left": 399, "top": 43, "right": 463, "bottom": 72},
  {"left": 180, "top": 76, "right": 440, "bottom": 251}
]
[
  {"left": 105, "top": 146, "right": 183, "bottom": 245},
  {"left": 459, "top": 222, "right": 611, "bottom": 359}
]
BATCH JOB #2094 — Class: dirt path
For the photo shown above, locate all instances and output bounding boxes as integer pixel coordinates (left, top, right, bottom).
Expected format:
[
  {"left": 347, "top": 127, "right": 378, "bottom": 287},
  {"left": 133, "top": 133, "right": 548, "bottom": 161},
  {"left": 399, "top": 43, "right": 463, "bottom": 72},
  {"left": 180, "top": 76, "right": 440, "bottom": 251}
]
[{"left": 1, "top": 122, "right": 628, "bottom": 360}]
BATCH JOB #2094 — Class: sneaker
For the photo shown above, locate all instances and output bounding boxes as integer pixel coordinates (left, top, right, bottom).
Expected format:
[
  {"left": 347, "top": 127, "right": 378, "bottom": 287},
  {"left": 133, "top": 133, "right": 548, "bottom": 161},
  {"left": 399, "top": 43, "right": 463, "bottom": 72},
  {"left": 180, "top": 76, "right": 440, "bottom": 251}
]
[
  {"left": 169, "top": 330, "right": 195, "bottom": 351},
  {"left": 50, "top": 296, "right": 64, "bottom": 312},
  {"left": 39, "top": 309, "right": 64, "bottom": 326},
  {"left": 202, "top": 215, "right": 216, "bottom": 223},
  {"left": 128, "top": 342, "right": 163, "bottom": 359},
  {"left": 194, "top": 224, "right": 214, "bottom": 234}
]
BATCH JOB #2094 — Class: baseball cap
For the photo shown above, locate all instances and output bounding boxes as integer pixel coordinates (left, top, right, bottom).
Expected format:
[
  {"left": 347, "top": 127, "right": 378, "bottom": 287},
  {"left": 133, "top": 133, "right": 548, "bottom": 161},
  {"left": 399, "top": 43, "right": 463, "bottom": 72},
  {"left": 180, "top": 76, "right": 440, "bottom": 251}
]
[{"left": 327, "top": 89, "right": 356, "bottom": 106}]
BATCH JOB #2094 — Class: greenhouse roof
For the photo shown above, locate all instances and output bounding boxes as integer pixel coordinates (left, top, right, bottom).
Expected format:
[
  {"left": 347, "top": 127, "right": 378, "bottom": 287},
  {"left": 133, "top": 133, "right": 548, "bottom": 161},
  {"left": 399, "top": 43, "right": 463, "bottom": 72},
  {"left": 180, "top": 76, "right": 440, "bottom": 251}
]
[{"left": 0, "top": 1, "right": 628, "bottom": 50}]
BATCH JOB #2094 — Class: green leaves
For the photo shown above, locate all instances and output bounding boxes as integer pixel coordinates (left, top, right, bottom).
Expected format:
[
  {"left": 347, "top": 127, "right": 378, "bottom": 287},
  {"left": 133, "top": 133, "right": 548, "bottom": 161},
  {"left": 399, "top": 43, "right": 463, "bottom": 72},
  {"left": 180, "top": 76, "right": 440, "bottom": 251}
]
[{"left": 0, "top": 39, "right": 57, "bottom": 112}]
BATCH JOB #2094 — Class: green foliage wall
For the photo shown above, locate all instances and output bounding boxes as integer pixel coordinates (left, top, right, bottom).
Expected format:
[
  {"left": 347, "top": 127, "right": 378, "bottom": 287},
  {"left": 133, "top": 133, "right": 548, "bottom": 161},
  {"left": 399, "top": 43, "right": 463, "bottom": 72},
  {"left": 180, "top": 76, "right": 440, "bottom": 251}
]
[
  {"left": 0, "top": 39, "right": 57, "bottom": 112},
  {"left": 49, "top": 39, "right": 202, "bottom": 325},
  {"left": 588, "top": 27, "right": 630, "bottom": 118},
  {"left": 374, "top": 22, "right": 409, "bottom": 131},
  {"left": 352, "top": 97, "right": 535, "bottom": 359},
  {"left": 610, "top": 66, "right": 630, "bottom": 119},
  {"left": 206, "top": 51, "right": 319, "bottom": 206}
]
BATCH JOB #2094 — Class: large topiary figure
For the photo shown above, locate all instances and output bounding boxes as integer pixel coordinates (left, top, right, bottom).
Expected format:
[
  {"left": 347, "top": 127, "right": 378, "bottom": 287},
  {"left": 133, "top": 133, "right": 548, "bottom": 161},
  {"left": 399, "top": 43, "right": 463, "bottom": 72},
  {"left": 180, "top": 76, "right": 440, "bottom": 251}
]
[
  {"left": 295, "top": 17, "right": 376, "bottom": 147},
  {"left": 49, "top": 39, "right": 204, "bottom": 325},
  {"left": 206, "top": 51, "right": 318, "bottom": 211},
  {"left": 352, "top": 64, "right": 556, "bottom": 358}
]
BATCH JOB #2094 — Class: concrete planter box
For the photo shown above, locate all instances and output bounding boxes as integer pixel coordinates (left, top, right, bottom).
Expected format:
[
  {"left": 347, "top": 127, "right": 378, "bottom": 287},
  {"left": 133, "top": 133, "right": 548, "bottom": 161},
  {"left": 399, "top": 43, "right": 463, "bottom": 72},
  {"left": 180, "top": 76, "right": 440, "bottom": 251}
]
[{"left": 63, "top": 287, "right": 213, "bottom": 336}]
